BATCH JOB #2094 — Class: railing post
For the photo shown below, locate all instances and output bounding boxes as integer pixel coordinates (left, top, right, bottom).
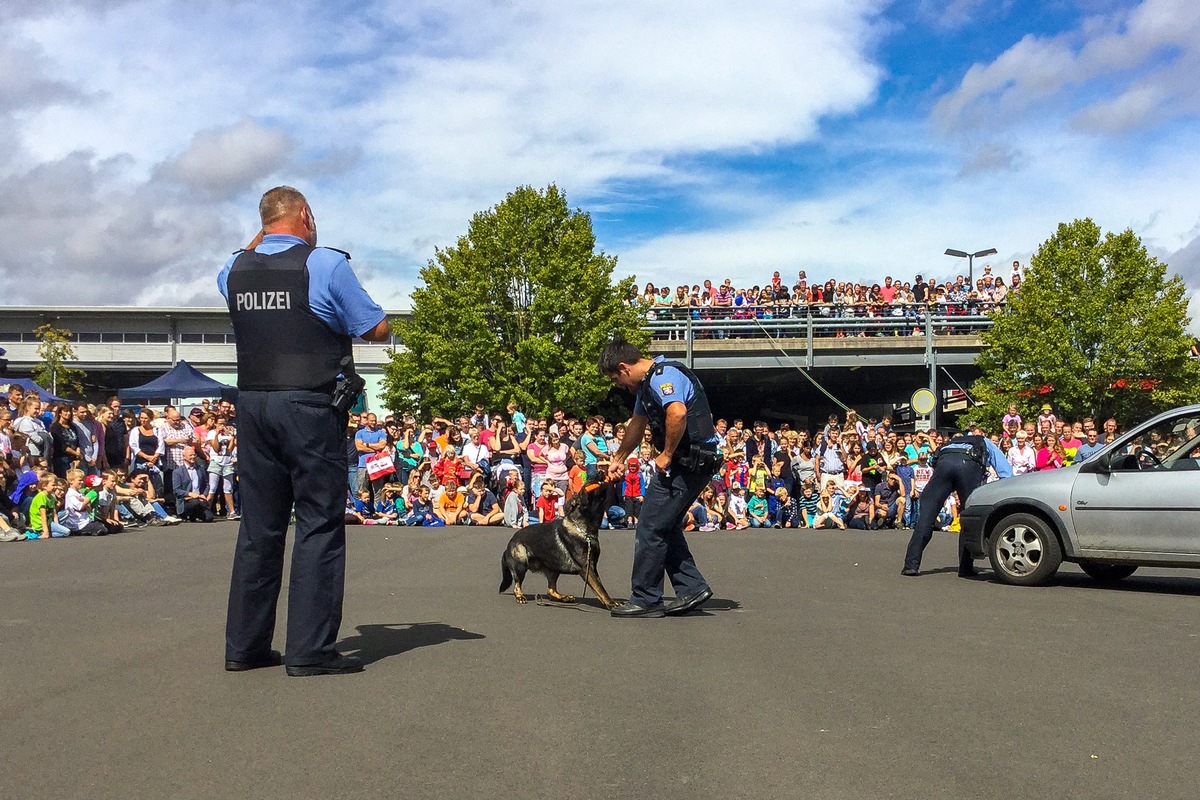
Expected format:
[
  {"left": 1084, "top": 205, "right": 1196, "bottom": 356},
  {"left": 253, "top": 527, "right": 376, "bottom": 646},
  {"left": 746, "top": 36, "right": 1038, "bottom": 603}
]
[
  {"left": 926, "top": 316, "right": 938, "bottom": 430},
  {"left": 686, "top": 314, "right": 694, "bottom": 369},
  {"left": 806, "top": 310, "right": 814, "bottom": 368}
]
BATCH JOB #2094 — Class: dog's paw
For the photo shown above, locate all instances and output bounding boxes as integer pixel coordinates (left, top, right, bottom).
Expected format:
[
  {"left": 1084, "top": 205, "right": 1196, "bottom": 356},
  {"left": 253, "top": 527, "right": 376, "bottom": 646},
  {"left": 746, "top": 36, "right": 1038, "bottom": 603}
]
[{"left": 515, "top": 595, "right": 528, "bottom": 604}]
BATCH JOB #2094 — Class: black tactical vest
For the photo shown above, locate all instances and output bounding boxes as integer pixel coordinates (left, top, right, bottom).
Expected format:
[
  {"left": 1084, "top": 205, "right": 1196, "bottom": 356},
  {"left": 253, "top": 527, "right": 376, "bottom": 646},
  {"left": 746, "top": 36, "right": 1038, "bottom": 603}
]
[
  {"left": 226, "top": 244, "right": 352, "bottom": 391},
  {"left": 935, "top": 434, "right": 988, "bottom": 467},
  {"left": 637, "top": 359, "right": 717, "bottom": 458}
]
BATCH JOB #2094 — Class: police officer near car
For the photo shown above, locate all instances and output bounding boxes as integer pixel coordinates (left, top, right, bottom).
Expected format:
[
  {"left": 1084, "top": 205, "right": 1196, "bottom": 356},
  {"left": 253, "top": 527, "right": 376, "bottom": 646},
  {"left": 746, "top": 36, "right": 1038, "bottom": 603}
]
[
  {"left": 601, "top": 340, "right": 719, "bottom": 618},
  {"left": 218, "top": 186, "right": 389, "bottom": 676},
  {"left": 901, "top": 428, "right": 1012, "bottom": 577}
]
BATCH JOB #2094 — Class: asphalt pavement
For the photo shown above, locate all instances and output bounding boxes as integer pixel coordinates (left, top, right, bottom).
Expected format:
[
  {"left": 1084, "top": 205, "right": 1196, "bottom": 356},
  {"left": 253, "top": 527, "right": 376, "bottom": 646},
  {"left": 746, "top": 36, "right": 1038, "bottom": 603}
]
[{"left": 2, "top": 521, "right": 1198, "bottom": 800}]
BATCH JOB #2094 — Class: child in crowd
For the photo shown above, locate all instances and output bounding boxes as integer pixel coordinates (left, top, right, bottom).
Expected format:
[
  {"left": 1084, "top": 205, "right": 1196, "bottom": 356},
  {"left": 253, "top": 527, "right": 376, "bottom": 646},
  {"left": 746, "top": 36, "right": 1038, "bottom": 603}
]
[
  {"left": 775, "top": 487, "right": 801, "bottom": 528},
  {"left": 402, "top": 485, "right": 442, "bottom": 526},
  {"left": 746, "top": 454, "right": 770, "bottom": 496},
  {"left": 377, "top": 484, "right": 405, "bottom": 524},
  {"left": 722, "top": 450, "right": 748, "bottom": 491},
  {"left": 747, "top": 484, "right": 770, "bottom": 527},
  {"left": 725, "top": 484, "right": 749, "bottom": 529},
  {"left": 566, "top": 448, "right": 586, "bottom": 500},
  {"left": 1002, "top": 404, "right": 1022, "bottom": 436},
  {"left": 97, "top": 471, "right": 124, "bottom": 534},
  {"left": 637, "top": 443, "right": 656, "bottom": 494},
  {"left": 621, "top": 456, "right": 644, "bottom": 527},
  {"left": 503, "top": 479, "right": 529, "bottom": 528},
  {"left": 62, "top": 469, "right": 108, "bottom": 536},
  {"left": 797, "top": 481, "right": 819, "bottom": 527},
  {"left": 353, "top": 489, "right": 387, "bottom": 523},
  {"left": 535, "top": 482, "right": 562, "bottom": 523},
  {"left": 467, "top": 475, "right": 503, "bottom": 526},
  {"left": 27, "top": 474, "right": 69, "bottom": 539},
  {"left": 812, "top": 483, "right": 847, "bottom": 530}
]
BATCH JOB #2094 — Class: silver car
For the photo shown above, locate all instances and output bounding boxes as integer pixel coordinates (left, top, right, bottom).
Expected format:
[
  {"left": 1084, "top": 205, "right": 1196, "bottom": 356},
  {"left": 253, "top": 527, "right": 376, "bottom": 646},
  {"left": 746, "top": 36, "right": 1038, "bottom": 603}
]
[{"left": 960, "top": 404, "right": 1200, "bottom": 585}]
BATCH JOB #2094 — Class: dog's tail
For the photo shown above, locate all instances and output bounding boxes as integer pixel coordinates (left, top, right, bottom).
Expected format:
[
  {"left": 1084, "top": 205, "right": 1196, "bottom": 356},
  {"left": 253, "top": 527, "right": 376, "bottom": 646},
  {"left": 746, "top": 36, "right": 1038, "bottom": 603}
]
[{"left": 499, "top": 553, "right": 513, "bottom": 594}]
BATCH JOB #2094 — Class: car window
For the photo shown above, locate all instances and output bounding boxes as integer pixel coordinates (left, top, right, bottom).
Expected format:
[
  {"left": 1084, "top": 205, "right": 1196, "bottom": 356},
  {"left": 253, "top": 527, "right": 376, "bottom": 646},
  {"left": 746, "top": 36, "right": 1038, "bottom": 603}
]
[{"left": 1110, "top": 414, "right": 1200, "bottom": 472}]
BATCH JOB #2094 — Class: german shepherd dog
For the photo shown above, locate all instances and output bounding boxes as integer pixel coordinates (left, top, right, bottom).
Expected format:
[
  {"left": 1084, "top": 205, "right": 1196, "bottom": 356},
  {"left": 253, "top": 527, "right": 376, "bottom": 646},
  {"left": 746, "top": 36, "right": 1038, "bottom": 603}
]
[{"left": 498, "top": 481, "right": 620, "bottom": 608}]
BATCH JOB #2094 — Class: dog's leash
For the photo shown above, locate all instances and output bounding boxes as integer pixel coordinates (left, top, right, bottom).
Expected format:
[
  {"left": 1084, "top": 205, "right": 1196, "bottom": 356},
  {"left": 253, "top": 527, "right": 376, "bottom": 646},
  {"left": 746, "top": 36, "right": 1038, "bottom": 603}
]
[{"left": 534, "top": 539, "right": 608, "bottom": 612}]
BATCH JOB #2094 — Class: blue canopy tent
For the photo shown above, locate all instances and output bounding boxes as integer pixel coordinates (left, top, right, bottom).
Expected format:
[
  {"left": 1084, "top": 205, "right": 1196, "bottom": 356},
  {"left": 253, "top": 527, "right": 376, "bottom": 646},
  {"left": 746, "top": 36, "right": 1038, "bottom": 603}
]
[
  {"left": 3, "top": 378, "right": 68, "bottom": 404},
  {"left": 118, "top": 360, "right": 236, "bottom": 402}
]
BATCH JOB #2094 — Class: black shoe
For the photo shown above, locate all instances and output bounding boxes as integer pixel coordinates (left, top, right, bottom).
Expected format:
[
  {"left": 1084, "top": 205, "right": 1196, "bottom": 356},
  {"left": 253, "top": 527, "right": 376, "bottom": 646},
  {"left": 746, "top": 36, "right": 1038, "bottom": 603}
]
[
  {"left": 958, "top": 567, "right": 979, "bottom": 578},
  {"left": 664, "top": 587, "right": 713, "bottom": 616},
  {"left": 610, "top": 601, "right": 666, "bottom": 618},
  {"left": 225, "top": 650, "right": 283, "bottom": 672},
  {"left": 900, "top": 567, "right": 919, "bottom": 576},
  {"left": 285, "top": 653, "right": 364, "bottom": 677}
]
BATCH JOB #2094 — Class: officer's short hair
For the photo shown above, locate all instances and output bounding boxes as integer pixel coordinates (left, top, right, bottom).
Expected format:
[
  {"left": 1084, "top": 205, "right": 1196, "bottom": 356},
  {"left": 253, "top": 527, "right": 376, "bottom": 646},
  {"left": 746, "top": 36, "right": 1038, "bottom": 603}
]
[
  {"left": 597, "top": 339, "right": 642, "bottom": 375},
  {"left": 259, "top": 186, "right": 308, "bottom": 228}
]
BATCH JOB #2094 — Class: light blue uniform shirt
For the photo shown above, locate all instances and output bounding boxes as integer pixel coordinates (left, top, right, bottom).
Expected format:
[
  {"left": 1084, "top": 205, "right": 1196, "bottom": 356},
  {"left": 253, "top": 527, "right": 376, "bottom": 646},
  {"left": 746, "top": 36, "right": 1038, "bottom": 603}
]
[
  {"left": 632, "top": 356, "right": 719, "bottom": 446},
  {"left": 942, "top": 437, "right": 1013, "bottom": 479},
  {"left": 217, "top": 234, "right": 385, "bottom": 339}
]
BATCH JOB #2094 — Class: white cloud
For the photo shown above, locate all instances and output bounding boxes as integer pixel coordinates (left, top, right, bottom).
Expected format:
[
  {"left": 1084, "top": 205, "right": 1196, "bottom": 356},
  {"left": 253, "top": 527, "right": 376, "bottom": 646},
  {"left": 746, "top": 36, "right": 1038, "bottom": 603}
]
[
  {"left": 933, "top": 0, "right": 1200, "bottom": 133},
  {"left": 155, "top": 120, "right": 295, "bottom": 200}
]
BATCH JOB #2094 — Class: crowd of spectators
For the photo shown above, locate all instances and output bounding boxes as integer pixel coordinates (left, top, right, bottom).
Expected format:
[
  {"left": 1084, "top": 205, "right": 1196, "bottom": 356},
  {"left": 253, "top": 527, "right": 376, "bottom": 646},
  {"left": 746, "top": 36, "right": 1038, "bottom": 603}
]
[
  {"left": 0, "top": 384, "right": 241, "bottom": 541},
  {"left": 627, "top": 265, "right": 1022, "bottom": 323},
  {"left": 0, "top": 366, "right": 1128, "bottom": 541},
  {"left": 336, "top": 399, "right": 1123, "bottom": 535}
]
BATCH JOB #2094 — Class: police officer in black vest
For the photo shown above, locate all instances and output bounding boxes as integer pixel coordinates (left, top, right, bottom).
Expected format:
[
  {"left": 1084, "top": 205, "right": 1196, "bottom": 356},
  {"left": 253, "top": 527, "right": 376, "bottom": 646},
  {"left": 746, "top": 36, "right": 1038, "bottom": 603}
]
[
  {"left": 601, "top": 340, "right": 718, "bottom": 617},
  {"left": 901, "top": 430, "right": 1012, "bottom": 577},
  {"left": 218, "top": 186, "right": 389, "bottom": 676}
]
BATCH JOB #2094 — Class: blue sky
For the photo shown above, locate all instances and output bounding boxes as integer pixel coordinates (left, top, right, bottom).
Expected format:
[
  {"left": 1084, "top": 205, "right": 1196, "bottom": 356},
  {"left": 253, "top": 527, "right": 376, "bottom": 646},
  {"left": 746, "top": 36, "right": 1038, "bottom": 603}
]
[{"left": 0, "top": 0, "right": 1197, "bottom": 330}]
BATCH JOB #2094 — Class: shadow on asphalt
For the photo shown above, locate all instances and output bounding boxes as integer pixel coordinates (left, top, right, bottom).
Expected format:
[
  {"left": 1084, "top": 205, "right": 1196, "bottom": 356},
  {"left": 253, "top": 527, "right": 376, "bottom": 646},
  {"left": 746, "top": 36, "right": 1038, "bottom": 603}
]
[
  {"left": 683, "top": 598, "right": 742, "bottom": 616},
  {"left": 1048, "top": 572, "right": 1200, "bottom": 597},
  {"left": 336, "top": 622, "right": 486, "bottom": 665}
]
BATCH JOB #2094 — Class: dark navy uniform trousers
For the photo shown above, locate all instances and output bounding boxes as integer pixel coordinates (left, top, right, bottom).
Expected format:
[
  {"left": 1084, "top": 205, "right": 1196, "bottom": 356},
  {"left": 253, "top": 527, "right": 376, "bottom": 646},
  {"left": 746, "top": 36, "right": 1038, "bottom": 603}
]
[
  {"left": 225, "top": 389, "right": 348, "bottom": 667},
  {"left": 903, "top": 454, "right": 984, "bottom": 573},
  {"left": 630, "top": 468, "right": 712, "bottom": 608}
]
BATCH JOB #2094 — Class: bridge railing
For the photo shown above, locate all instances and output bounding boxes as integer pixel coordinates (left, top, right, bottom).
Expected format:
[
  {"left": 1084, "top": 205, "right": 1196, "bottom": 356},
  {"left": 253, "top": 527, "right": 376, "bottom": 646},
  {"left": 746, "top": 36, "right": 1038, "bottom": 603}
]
[{"left": 640, "top": 303, "right": 996, "bottom": 341}]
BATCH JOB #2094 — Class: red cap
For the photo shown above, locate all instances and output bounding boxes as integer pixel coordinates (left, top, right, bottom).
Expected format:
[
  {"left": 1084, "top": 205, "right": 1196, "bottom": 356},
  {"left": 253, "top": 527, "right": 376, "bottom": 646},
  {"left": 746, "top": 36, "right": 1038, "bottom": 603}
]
[
  {"left": 85, "top": 474, "right": 103, "bottom": 488},
  {"left": 627, "top": 457, "right": 639, "bottom": 466}
]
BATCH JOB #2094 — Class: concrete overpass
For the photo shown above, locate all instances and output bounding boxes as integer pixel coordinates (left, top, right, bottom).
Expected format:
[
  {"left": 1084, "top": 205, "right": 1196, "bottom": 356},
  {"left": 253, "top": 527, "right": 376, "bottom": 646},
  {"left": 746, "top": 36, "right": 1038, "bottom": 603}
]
[{"left": 0, "top": 305, "right": 990, "bottom": 426}]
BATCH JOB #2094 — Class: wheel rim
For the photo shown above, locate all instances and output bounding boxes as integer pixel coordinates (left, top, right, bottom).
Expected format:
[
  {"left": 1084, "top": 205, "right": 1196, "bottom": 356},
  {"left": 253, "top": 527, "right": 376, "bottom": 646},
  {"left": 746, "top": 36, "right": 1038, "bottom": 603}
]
[{"left": 995, "top": 524, "right": 1044, "bottom": 577}]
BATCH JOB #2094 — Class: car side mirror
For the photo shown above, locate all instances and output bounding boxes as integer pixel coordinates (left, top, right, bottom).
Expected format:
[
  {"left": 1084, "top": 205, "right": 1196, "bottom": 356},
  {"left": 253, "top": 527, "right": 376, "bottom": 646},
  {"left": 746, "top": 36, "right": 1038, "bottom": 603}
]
[{"left": 1078, "top": 453, "right": 1110, "bottom": 475}]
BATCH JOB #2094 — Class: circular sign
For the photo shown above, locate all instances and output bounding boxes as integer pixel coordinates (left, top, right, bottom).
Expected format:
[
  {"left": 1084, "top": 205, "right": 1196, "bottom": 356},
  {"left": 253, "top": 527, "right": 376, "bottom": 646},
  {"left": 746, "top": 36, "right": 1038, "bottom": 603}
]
[{"left": 911, "top": 388, "right": 936, "bottom": 416}]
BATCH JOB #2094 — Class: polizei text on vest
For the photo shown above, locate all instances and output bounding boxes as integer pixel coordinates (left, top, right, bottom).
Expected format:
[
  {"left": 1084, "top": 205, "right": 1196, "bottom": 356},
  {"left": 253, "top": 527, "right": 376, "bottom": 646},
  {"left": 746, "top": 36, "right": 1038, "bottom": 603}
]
[{"left": 235, "top": 291, "right": 293, "bottom": 311}]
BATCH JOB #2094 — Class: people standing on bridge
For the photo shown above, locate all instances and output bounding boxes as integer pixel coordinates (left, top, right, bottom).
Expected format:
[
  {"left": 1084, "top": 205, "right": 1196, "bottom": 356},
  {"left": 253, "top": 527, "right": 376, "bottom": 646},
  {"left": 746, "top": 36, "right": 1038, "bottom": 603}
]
[
  {"left": 901, "top": 429, "right": 1012, "bottom": 578},
  {"left": 219, "top": 185, "right": 389, "bottom": 677},
  {"left": 601, "top": 340, "right": 718, "bottom": 618}
]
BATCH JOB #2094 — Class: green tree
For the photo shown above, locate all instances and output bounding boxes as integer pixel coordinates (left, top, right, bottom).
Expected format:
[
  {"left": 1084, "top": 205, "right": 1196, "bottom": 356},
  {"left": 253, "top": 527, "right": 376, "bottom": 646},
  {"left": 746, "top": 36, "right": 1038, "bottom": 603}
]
[
  {"left": 382, "top": 184, "right": 648, "bottom": 418},
  {"left": 962, "top": 219, "right": 1200, "bottom": 430},
  {"left": 32, "top": 323, "right": 87, "bottom": 398}
]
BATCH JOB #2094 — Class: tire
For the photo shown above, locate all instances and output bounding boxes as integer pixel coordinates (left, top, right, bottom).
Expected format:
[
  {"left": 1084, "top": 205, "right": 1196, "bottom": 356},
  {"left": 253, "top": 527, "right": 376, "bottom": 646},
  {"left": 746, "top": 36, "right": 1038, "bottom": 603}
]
[
  {"left": 1079, "top": 562, "right": 1138, "bottom": 582},
  {"left": 987, "top": 513, "right": 1063, "bottom": 586}
]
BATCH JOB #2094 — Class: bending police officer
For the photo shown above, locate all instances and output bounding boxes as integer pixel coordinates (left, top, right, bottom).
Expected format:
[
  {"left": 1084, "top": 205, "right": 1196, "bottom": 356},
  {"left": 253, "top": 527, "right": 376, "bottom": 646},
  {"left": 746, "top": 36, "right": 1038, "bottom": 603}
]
[
  {"left": 601, "top": 340, "right": 718, "bottom": 618},
  {"left": 219, "top": 186, "right": 389, "bottom": 676},
  {"left": 901, "top": 430, "right": 1012, "bottom": 577}
]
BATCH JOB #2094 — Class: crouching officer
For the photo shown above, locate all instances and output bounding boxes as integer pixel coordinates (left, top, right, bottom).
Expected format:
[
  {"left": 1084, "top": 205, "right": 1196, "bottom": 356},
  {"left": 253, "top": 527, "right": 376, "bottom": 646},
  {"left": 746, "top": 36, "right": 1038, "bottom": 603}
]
[
  {"left": 218, "top": 186, "right": 390, "bottom": 676},
  {"left": 901, "top": 429, "right": 1011, "bottom": 577},
  {"left": 601, "top": 340, "right": 720, "bottom": 617}
]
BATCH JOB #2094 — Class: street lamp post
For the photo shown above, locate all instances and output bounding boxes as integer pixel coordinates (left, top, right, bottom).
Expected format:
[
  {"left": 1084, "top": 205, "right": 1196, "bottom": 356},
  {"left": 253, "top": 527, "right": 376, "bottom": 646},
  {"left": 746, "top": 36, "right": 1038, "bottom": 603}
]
[{"left": 944, "top": 247, "right": 998, "bottom": 287}]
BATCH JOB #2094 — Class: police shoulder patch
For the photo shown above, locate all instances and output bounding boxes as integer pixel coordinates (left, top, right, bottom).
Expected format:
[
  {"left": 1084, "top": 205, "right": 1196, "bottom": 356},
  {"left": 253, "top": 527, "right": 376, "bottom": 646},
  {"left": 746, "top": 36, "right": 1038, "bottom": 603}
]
[{"left": 660, "top": 383, "right": 675, "bottom": 396}]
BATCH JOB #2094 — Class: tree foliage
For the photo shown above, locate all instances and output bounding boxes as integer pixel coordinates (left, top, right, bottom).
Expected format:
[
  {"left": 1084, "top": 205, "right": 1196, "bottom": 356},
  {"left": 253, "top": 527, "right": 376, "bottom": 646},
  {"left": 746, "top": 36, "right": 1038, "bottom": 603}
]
[
  {"left": 33, "top": 323, "right": 87, "bottom": 398},
  {"left": 962, "top": 219, "right": 1200, "bottom": 430},
  {"left": 382, "top": 185, "right": 648, "bottom": 418}
]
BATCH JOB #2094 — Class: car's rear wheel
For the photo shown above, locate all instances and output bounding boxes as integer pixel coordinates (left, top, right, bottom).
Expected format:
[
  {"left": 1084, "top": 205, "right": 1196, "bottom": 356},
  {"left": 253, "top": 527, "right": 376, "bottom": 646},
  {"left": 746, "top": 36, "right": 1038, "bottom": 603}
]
[
  {"left": 1079, "top": 562, "right": 1138, "bottom": 582},
  {"left": 988, "top": 513, "right": 1062, "bottom": 586}
]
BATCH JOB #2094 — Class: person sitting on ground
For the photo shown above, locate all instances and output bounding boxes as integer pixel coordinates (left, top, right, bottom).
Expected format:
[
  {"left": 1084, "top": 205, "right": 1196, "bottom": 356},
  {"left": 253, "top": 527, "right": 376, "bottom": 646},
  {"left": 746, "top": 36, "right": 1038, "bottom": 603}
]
[
  {"left": 171, "top": 446, "right": 215, "bottom": 523},
  {"left": 61, "top": 469, "right": 108, "bottom": 536},
  {"left": 871, "top": 470, "right": 905, "bottom": 529},
  {"left": 747, "top": 484, "right": 770, "bottom": 528},
  {"left": 841, "top": 483, "right": 874, "bottom": 530},
  {"left": 434, "top": 480, "right": 470, "bottom": 525},
  {"left": 377, "top": 484, "right": 405, "bottom": 524},
  {"left": 534, "top": 481, "right": 562, "bottom": 524},
  {"left": 812, "top": 484, "right": 846, "bottom": 530},
  {"left": 401, "top": 485, "right": 441, "bottom": 526},
  {"left": 96, "top": 471, "right": 125, "bottom": 533},
  {"left": 725, "top": 483, "right": 749, "bottom": 529},
  {"left": 27, "top": 474, "right": 69, "bottom": 539},
  {"left": 466, "top": 475, "right": 503, "bottom": 526},
  {"left": 776, "top": 487, "right": 802, "bottom": 528}
]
